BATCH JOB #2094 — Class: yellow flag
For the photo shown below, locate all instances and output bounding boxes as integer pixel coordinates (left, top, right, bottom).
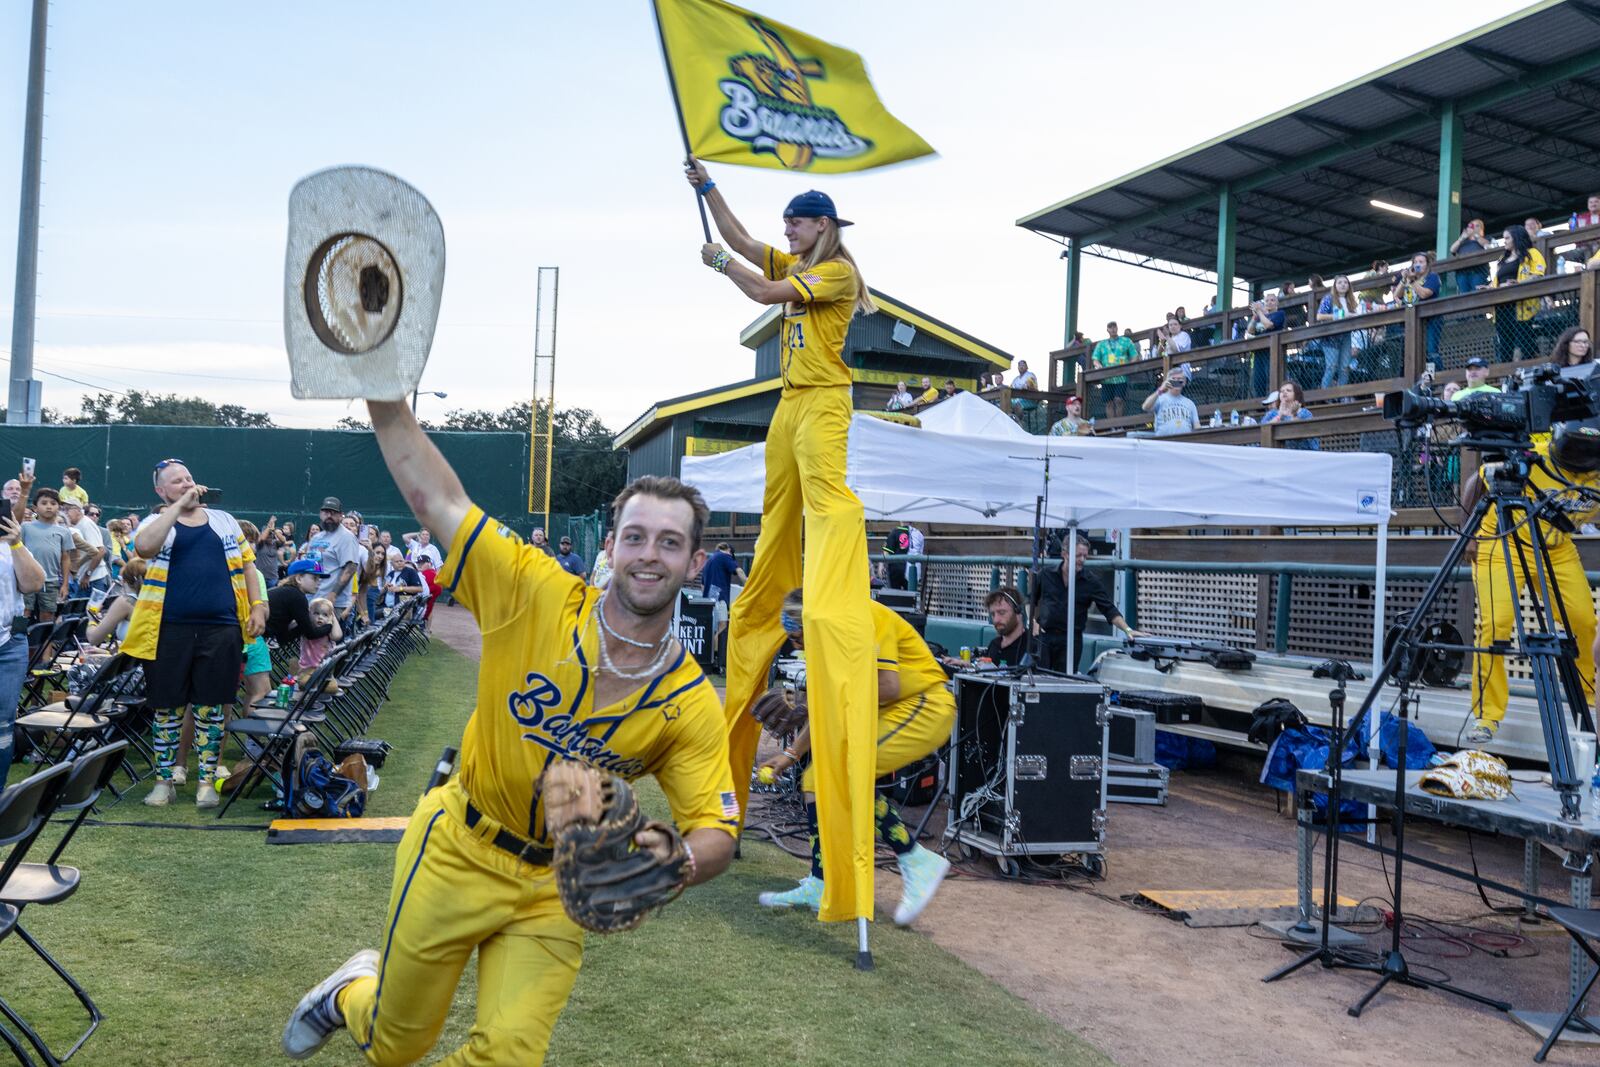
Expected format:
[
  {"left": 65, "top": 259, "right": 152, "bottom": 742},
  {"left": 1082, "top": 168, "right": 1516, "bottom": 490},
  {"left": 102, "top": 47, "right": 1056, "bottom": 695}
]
[{"left": 653, "top": 0, "right": 934, "bottom": 173}]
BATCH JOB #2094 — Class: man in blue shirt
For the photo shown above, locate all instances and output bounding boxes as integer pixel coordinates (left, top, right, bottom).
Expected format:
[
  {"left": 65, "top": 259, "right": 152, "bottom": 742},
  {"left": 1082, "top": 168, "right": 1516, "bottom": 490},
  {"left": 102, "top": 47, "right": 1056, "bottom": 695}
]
[
  {"left": 700, "top": 543, "right": 745, "bottom": 671},
  {"left": 553, "top": 536, "right": 586, "bottom": 578}
]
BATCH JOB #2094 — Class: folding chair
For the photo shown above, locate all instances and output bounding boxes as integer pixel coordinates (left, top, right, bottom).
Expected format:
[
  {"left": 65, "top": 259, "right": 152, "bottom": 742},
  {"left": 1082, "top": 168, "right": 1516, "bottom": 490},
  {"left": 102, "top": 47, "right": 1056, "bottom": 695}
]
[
  {"left": 218, "top": 648, "right": 348, "bottom": 819},
  {"left": 0, "top": 742, "right": 124, "bottom": 1066},
  {"left": 0, "top": 904, "right": 35, "bottom": 1066},
  {"left": 0, "top": 763, "right": 72, "bottom": 1067},
  {"left": 18, "top": 617, "right": 81, "bottom": 712},
  {"left": 1534, "top": 906, "right": 1600, "bottom": 1061},
  {"left": 13, "top": 656, "right": 135, "bottom": 774}
]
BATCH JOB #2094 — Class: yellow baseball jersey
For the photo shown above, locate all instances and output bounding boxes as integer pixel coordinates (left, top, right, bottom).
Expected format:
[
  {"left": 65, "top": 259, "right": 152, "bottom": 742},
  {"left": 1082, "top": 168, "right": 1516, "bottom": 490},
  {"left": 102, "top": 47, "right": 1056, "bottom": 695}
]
[
  {"left": 1477, "top": 441, "right": 1600, "bottom": 548},
  {"left": 438, "top": 505, "right": 738, "bottom": 845},
  {"left": 763, "top": 245, "right": 858, "bottom": 390},
  {"left": 871, "top": 600, "right": 948, "bottom": 703}
]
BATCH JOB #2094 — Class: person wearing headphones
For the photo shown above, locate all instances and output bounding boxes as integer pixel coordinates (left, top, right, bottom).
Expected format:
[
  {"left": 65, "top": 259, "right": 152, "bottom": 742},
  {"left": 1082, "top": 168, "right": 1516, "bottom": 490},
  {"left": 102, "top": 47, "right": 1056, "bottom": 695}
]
[
  {"left": 756, "top": 588, "right": 953, "bottom": 927},
  {"left": 1463, "top": 425, "right": 1600, "bottom": 744},
  {"left": 941, "top": 586, "right": 1029, "bottom": 669}
]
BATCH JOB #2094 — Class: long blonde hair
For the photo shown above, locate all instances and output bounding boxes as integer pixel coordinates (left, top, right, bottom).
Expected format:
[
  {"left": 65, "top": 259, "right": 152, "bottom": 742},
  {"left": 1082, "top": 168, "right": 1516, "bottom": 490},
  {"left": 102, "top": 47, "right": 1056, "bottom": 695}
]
[{"left": 794, "top": 221, "right": 876, "bottom": 317}]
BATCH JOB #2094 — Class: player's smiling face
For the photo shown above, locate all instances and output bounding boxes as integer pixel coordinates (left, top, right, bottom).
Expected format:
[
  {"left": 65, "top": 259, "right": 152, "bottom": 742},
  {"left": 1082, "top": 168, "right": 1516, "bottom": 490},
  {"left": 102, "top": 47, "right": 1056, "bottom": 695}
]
[
  {"left": 784, "top": 215, "right": 826, "bottom": 255},
  {"left": 608, "top": 495, "right": 706, "bottom": 620}
]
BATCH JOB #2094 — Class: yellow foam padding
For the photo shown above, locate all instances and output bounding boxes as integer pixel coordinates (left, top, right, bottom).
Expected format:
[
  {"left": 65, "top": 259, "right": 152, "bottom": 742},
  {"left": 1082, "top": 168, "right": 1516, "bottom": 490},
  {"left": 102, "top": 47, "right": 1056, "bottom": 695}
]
[
  {"left": 269, "top": 817, "right": 411, "bottom": 833},
  {"left": 1136, "top": 888, "right": 1358, "bottom": 912}
]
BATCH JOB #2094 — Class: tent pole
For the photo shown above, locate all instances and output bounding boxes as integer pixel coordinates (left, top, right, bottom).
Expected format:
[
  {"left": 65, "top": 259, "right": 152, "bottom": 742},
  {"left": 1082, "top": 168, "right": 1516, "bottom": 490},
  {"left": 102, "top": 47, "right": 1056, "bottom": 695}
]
[
  {"left": 1066, "top": 522, "right": 1078, "bottom": 674},
  {"left": 1368, "top": 520, "right": 1389, "bottom": 843}
]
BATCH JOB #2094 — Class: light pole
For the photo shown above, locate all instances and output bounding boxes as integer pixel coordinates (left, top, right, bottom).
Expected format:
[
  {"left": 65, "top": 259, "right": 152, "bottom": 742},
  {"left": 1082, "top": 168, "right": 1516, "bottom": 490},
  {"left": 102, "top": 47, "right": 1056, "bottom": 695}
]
[{"left": 411, "top": 389, "right": 447, "bottom": 414}]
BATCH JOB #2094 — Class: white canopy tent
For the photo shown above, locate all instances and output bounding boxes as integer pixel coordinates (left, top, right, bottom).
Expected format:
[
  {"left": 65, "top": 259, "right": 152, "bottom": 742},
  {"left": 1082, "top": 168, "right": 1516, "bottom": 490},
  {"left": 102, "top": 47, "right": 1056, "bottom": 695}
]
[{"left": 682, "top": 391, "right": 1396, "bottom": 677}]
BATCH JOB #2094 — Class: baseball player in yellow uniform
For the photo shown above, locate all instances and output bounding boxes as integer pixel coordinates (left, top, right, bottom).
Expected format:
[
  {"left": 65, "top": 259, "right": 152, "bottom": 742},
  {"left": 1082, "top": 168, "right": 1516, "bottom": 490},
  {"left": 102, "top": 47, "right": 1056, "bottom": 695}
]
[
  {"left": 1464, "top": 429, "right": 1600, "bottom": 744},
  {"left": 687, "top": 158, "right": 880, "bottom": 925},
  {"left": 757, "top": 592, "right": 954, "bottom": 926},
  {"left": 282, "top": 399, "right": 738, "bottom": 1065}
]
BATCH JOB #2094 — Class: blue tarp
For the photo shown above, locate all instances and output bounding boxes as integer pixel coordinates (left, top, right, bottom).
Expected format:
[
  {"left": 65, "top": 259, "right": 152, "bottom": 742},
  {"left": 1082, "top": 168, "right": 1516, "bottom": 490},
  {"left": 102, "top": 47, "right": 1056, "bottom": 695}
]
[{"left": 1260, "top": 713, "right": 1436, "bottom": 830}]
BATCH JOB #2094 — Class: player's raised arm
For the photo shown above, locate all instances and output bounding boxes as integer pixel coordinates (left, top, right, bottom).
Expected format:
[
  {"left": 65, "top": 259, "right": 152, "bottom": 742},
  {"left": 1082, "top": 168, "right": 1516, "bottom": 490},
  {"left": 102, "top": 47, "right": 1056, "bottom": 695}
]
[
  {"left": 685, "top": 158, "right": 765, "bottom": 266},
  {"left": 366, "top": 399, "right": 471, "bottom": 553}
]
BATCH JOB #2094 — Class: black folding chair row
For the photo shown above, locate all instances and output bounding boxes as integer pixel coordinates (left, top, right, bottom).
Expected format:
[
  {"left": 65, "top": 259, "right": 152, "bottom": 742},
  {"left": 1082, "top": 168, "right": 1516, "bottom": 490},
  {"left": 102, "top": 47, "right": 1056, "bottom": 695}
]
[
  {"left": 0, "top": 740, "right": 125, "bottom": 1065},
  {"left": 12, "top": 655, "right": 145, "bottom": 792},
  {"left": 216, "top": 600, "right": 431, "bottom": 819}
]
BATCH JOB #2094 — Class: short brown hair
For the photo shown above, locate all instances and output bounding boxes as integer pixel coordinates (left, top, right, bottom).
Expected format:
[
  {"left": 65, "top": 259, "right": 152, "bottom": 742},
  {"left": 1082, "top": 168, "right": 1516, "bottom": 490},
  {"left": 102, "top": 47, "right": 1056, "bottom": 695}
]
[
  {"left": 985, "top": 586, "right": 1022, "bottom": 612},
  {"left": 610, "top": 476, "right": 710, "bottom": 547},
  {"left": 63, "top": 467, "right": 82, "bottom": 481}
]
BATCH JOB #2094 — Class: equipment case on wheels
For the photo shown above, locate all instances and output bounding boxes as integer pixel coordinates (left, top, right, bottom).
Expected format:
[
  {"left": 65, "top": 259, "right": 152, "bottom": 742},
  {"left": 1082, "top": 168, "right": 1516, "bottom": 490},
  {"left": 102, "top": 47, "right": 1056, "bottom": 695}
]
[{"left": 946, "top": 674, "right": 1108, "bottom": 870}]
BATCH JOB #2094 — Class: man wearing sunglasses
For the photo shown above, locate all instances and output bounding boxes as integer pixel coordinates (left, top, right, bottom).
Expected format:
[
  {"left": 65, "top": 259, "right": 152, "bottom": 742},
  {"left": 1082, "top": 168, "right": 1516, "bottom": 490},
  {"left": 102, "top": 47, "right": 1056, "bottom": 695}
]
[{"left": 125, "top": 459, "right": 268, "bottom": 807}]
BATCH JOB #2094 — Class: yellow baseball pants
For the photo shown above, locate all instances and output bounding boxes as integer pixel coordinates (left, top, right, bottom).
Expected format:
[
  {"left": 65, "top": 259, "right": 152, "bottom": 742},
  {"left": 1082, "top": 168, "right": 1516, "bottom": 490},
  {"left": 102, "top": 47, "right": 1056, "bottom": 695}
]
[
  {"left": 800, "top": 686, "right": 957, "bottom": 793},
  {"left": 723, "top": 384, "right": 877, "bottom": 923},
  {"left": 336, "top": 780, "right": 582, "bottom": 1066},
  {"left": 1470, "top": 532, "right": 1595, "bottom": 725}
]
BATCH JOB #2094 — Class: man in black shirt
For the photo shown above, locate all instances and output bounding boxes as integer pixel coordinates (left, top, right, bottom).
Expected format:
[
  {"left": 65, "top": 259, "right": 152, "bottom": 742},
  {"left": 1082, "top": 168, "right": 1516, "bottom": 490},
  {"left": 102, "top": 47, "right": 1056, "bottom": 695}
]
[
  {"left": 1031, "top": 535, "right": 1144, "bottom": 673},
  {"left": 981, "top": 586, "right": 1028, "bottom": 666}
]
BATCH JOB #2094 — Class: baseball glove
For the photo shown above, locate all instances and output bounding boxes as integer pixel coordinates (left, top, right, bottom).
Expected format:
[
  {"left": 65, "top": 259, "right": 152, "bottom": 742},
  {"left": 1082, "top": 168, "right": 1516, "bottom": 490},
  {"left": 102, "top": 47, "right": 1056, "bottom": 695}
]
[
  {"left": 542, "top": 761, "right": 689, "bottom": 934},
  {"left": 750, "top": 685, "right": 808, "bottom": 737}
]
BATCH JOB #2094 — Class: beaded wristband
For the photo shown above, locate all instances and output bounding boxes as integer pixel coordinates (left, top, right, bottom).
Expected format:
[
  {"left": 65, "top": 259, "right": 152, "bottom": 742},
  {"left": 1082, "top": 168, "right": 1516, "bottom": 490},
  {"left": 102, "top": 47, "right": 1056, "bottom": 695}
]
[{"left": 711, "top": 250, "right": 732, "bottom": 274}]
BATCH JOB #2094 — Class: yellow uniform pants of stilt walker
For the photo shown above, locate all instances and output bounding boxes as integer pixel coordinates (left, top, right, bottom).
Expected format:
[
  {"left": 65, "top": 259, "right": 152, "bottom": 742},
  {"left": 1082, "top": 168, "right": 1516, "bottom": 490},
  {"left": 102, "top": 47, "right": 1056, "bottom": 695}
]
[
  {"left": 1470, "top": 531, "right": 1595, "bottom": 726},
  {"left": 723, "top": 384, "right": 878, "bottom": 922}
]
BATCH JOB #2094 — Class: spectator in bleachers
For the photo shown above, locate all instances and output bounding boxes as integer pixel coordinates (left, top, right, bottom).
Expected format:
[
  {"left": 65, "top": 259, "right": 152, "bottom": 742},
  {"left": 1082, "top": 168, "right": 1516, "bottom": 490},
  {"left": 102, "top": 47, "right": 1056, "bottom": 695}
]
[
  {"left": 1449, "top": 218, "right": 1492, "bottom": 293},
  {"left": 1492, "top": 224, "right": 1547, "bottom": 363},
  {"left": 942, "top": 378, "right": 959, "bottom": 399},
  {"left": 1165, "top": 313, "right": 1191, "bottom": 353},
  {"left": 1527, "top": 217, "right": 1552, "bottom": 240},
  {"left": 917, "top": 376, "right": 939, "bottom": 405},
  {"left": 1567, "top": 195, "right": 1600, "bottom": 271},
  {"left": 885, "top": 380, "right": 915, "bottom": 411},
  {"left": 1553, "top": 326, "right": 1594, "bottom": 368},
  {"left": 403, "top": 528, "right": 443, "bottom": 570},
  {"left": 554, "top": 535, "right": 586, "bottom": 577},
  {"left": 1439, "top": 381, "right": 1461, "bottom": 402},
  {"left": 85, "top": 557, "right": 146, "bottom": 647},
  {"left": 1315, "top": 274, "right": 1358, "bottom": 389},
  {"left": 1049, "top": 394, "right": 1092, "bottom": 436},
  {"left": 0, "top": 515, "right": 46, "bottom": 785},
  {"left": 1453, "top": 356, "right": 1500, "bottom": 400},
  {"left": 1009, "top": 360, "right": 1038, "bottom": 425},
  {"left": 591, "top": 531, "right": 614, "bottom": 589},
  {"left": 1244, "top": 292, "right": 1285, "bottom": 396},
  {"left": 130, "top": 459, "right": 267, "bottom": 808},
  {"left": 16, "top": 481, "right": 71, "bottom": 622},
  {"left": 57, "top": 467, "right": 88, "bottom": 508},
  {"left": 1389, "top": 252, "right": 1442, "bottom": 361},
  {"left": 298, "top": 597, "right": 343, "bottom": 675},
  {"left": 1262, "top": 380, "right": 1311, "bottom": 424},
  {"left": 1142, "top": 365, "right": 1199, "bottom": 437},
  {"left": 1092, "top": 321, "right": 1137, "bottom": 419}
]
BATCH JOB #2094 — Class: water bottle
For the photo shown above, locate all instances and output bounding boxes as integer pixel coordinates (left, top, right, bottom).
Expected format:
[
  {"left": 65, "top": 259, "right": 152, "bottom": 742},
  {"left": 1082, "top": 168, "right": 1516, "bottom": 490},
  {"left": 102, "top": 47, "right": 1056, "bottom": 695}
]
[
  {"left": 1229, "top": 408, "right": 1240, "bottom": 427},
  {"left": 1209, "top": 410, "right": 1223, "bottom": 428}
]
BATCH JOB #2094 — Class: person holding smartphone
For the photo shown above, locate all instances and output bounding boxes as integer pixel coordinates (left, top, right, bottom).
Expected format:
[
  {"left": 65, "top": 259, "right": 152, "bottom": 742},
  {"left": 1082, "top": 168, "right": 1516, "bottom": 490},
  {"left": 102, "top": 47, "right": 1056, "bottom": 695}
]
[
  {"left": 0, "top": 514, "right": 46, "bottom": 784},
  {"left": 126, "top": 459, "right": 267, "bottom": 807},
  {"left": 1141, "top": 365, "right": 1201, "bottom": 436}
]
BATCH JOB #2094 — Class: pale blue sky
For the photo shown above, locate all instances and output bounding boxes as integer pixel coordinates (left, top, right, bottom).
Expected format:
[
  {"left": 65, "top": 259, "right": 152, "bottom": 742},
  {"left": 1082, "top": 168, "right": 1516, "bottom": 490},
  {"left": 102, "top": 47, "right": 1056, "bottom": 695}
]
[{"left": 0, "top": 1, "right": 1525, "bottom": 428}]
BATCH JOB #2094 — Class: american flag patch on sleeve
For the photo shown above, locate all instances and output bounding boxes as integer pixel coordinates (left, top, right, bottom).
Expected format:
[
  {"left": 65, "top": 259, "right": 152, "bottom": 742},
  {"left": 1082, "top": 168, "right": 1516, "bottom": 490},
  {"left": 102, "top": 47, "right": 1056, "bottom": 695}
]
[{"left": 720, "top": 791, "right": 740, "bottom": 818}]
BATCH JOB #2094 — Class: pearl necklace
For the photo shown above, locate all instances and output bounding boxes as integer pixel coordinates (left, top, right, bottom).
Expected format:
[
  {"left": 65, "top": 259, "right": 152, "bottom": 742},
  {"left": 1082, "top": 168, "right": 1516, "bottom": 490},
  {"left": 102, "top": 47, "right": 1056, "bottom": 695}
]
[{"left": 594, "top": 593, "right": 673, "bottom": 680}]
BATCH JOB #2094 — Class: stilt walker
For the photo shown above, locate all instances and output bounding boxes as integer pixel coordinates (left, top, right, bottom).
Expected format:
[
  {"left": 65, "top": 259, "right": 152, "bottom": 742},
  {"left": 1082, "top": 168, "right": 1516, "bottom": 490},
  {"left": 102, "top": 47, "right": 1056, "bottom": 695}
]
[{"left": 686, "top": 161, "right": 880, "bottom": 948}]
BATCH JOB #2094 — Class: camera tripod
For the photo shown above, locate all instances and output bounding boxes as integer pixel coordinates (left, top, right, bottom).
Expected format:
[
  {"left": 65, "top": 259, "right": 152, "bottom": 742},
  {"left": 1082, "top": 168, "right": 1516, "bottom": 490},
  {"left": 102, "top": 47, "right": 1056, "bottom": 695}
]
[{"left": 1264, "top": 438, "right": 1595, "bottom": 1017}]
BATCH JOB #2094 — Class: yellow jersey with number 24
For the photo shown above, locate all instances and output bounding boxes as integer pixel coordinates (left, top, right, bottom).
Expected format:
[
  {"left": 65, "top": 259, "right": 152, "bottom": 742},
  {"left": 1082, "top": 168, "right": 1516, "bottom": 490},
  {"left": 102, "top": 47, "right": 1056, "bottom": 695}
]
[
  {"left": 764, "top": 245, "right": 858, "bottom": 391},
  {"left": 438, "top": 505, "right": 739, "bottom": 846}
]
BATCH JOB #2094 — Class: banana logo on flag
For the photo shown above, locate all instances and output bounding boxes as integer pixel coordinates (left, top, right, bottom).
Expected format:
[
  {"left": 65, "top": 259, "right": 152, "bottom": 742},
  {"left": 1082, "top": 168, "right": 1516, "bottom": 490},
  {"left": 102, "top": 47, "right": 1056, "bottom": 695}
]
[
  {"left": 654, "top": 0, "right": 934, "bottom": 175},
  {"left": 719, "top": 18, "right": 868, "bottom": 170}
]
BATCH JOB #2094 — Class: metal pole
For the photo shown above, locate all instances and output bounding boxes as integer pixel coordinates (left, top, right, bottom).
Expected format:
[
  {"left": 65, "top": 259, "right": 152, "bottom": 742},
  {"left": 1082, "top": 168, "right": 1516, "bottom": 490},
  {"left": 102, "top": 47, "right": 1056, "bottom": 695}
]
[
  {"left": 8, "top": 0, "right": 48, "bottom": 425},
  {"left": 1435, "top": 101, "right": 1463, "bottom": 266},
  {"left": 1062, "top": 239, "right": 1081, "bottom": 349},
  {"left": 1214, "top": 184, "right": 1236, "bottom": 316}
]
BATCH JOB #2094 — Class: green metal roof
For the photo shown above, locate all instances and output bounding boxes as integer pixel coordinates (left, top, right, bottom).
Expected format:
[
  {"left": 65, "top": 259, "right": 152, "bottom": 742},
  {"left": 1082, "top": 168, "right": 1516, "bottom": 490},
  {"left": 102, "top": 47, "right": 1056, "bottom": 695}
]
[{"left": 1019, "top": 0, "right": 1600, "bottom": 283}]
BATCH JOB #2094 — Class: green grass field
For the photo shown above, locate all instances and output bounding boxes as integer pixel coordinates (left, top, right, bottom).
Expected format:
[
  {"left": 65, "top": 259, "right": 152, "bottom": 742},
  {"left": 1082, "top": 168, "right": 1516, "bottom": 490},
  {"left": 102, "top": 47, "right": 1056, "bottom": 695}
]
[{"left": 1, "top": 642, "right": 1112, "bottom": 1066}]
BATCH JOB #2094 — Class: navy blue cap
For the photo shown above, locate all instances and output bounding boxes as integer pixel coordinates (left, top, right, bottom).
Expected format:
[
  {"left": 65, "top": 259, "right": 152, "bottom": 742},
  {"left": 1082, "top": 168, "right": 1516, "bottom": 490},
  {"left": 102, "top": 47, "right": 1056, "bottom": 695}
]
[
  {"left": 1465, "top": 356, "right": 1489, "bottom": 368},
  {"left": 783, "top": 190, "right": 852, "bottom": 227}
]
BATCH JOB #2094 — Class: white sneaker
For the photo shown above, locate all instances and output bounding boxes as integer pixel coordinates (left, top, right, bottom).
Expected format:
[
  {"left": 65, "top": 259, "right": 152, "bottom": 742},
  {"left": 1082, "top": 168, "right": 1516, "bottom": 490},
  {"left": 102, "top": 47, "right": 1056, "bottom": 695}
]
[
  {"left": 196, "top": 783, "right": 220, "bottom": 809},
  {"left": 758, "top": 875, "right": 823, "bottom": 911},
  {"left": 282, "top": 949, "right": 379, "bottom": 1060},
  {"left": 1466, "top": 720, "right": 1497, "bottom": 746},
  {"left": 172, "top": 766, "right": 187, "bottom": 786},
  {"left": 143, "top": 781, "right": 176, "bottom": 807},
  {"left": 893, "top": 845, "right": 951, "bottom": 926}
]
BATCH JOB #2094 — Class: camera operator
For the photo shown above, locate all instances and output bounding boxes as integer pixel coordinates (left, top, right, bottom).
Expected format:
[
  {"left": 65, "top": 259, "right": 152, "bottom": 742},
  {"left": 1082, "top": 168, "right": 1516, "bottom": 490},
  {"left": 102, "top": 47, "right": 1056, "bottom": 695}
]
[{"left": 1460, "top": 425, "right": 1600, "bottom": 744}]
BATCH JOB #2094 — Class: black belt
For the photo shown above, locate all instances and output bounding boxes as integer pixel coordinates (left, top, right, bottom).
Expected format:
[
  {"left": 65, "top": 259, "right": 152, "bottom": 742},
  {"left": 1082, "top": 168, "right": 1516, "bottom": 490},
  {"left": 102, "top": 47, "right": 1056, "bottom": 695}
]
[{"left": 464, "top": 801, "right": 554, "bottom": 867}]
